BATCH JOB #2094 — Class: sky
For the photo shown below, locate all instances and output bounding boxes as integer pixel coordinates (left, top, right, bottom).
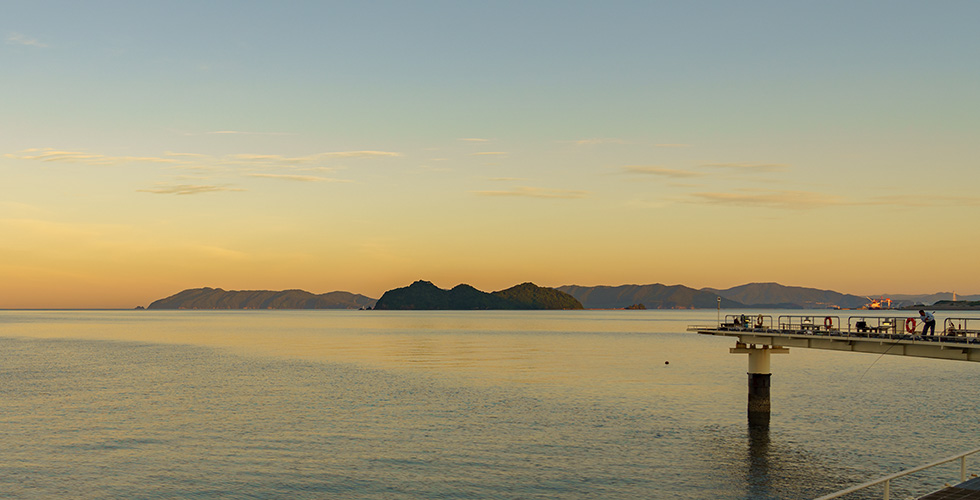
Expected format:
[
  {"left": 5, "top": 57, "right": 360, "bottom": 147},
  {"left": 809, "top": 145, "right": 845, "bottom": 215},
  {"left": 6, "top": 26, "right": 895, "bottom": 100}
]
[{"left": 2, "top": 1, "right": 978, "bottom": 308}]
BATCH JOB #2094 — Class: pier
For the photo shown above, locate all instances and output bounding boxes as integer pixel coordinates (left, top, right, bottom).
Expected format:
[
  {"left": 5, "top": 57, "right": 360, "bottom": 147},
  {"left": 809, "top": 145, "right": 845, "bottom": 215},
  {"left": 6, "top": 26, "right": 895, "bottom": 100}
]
[
  {"left": 691, "top": 314, "right": 980, "bottom": 363},
  {"left": 689, "top": 314, "right": 980, "bottom": 420},
  {"left": 690, "top": 314, "right": 980, "bottom": 499}
]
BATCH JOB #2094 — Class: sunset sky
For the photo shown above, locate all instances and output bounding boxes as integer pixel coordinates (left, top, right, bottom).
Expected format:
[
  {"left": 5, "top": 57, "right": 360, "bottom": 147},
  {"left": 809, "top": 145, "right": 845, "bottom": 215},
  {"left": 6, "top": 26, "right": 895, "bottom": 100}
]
[{"left": 2, "top": 1, "right": 978, "bottom": 308}]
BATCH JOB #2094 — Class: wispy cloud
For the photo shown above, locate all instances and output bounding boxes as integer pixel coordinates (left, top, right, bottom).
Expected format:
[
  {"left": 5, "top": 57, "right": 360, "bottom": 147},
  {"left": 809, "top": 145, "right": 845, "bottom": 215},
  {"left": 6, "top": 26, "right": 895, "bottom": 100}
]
[
  {"left": 319, "top": 150, "right": 402, "bottom": 158},
  {"left": 222, "top": 151, "right": 401, "bottom": 167},
  {"left": 471, "top": 152, "right": 507, "bottom": 156},
  {"left": 7, "top": 149, "right": 182, "bottom": 165},
  {"left": 655, "top": 143, "right": 691, "bottom": 148},
  {"left": 6, "top": 32, "right": 47, "bottom": 48},
  {"left": 700, "top": 162, "right": 790, "bottom": 172},
  {"left": 233, "top": 151, "right": 401, "bottom": 160},
  {"left": 411, "top": 165, "right": 453, "bottom": 174},
  {"left": 945, "top": 196, "right": 980, "bottom": 207},
  {"left": 11, "top": 146, "right": 397, "bottom": 195},
  {"left": 689, "top": 189, "right": 845, "bottom": 209},
  {"left": 623, "top": 166, "right": 703, "bottom": 178},
  {"left": 573, "top": 138, "right": 627, "bottom": 146},
  {"left": 486, "top": 177, "right": 526, "bottom": 182},
  {"left": 458, "top": 138, "right": 489, "bottom": 142},
  {"left": 229, "top": 154, "right": 283, "bottom": 161},
  {"left": 205, "top": 130, "right": 294, "bottom": 136},
  {"left": 245, "top": 173, "right": 350, "bottom": 182},
  {"left": 137, "top": 184, "right": 245, "bottom": 195},
  {"left": 688, "top": 189, "right": 980, "bottom": 210},
  {"left": 862, "top": 195, "right": 980, "bottom": 208},
  {"left": 164, "top": 152, "right": 209, "bottom": 158},
  {"left": 9, "top": 148, "right": 401, "bottom": 170},
  {"left": 625, "top": 198, "right": 675, "bottom": 209},
  {"left": 474, "top": 186, "right": 590, "bottom": 199}
]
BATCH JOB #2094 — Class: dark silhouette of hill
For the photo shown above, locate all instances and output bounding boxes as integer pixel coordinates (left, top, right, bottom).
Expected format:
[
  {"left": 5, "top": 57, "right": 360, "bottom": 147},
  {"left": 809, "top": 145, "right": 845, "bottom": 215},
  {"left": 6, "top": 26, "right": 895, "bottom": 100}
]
[
  {"left": 704, "top": 282, "right": 867, "bottom": 309},
  {"left": 373, "top": 281, "right": 583, "bottom": 310},
  {"left": 492, "top": 282, "right": 584, "bottom": 310},
  {"left": 147, "top": 287, "right": 377, "bottom": 309},
  {"left": 883, "top": 292, "right": 980, "bottom": 307},
  {"left": 558, "top": 284, "right": 743, "bottom": 309},
  {"left": 919, "top": 300, "right": 980, "bottom": 310},
  {"left": 145, "top": 283, "right": 973, "bottom": 311}
]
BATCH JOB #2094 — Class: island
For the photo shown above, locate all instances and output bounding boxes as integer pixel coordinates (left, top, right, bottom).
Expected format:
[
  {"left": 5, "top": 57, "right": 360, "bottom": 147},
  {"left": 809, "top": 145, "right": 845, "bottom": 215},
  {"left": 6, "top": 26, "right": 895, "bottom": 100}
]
[
  {"left": 147, "top": 287, "right": 377, "bottom": 309},
  {"left": 373, "top": 280, "right": 584, "bottom": 310},
  {"left": 916, "top": 300, "right": 980, "bottom": 311}
]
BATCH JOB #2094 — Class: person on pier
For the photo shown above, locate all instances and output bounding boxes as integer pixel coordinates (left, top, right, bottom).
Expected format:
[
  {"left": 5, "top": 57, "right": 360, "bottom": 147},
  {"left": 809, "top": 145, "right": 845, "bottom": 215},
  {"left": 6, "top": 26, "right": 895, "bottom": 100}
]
[{"left": 919, "top": 310, "right": 936, "bottom": 336}]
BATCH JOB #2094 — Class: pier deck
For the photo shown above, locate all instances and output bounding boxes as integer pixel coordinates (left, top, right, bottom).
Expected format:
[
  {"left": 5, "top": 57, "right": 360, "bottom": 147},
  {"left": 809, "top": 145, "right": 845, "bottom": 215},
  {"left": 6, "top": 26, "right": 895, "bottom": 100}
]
[
  {"left": 695, "top": 315, "right": 980, "bottom": 500},
  {"left": 919, "top": 476, "right": 980, "bottom": 499},
  {"left": 692, "top": 314, "right": 980, "bottom": 363}
]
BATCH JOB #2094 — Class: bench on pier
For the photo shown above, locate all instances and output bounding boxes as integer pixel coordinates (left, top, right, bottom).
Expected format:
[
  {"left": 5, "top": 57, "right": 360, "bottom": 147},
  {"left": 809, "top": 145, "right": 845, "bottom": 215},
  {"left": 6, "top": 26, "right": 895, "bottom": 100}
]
[
  {"left": 854, "top": 320, "right": 898, "bottom": 334},
  {"left": 945, "top": 328, "right": 980, "bottom": 337}
]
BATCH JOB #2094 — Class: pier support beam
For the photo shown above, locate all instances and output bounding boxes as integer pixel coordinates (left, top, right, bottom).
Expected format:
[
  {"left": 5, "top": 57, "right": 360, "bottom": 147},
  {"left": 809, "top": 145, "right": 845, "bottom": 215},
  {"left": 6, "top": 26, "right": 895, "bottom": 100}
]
[{"left": 730, "top": 343, "right": 789, "bottom": 426}]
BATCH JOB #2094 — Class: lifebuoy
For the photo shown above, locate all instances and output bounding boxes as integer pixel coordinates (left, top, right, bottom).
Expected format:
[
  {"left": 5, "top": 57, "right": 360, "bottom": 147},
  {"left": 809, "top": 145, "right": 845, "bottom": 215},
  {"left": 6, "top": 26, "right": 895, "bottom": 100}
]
[
  {"left": 824, "top": 317, "right": 833, "bottom": 329},
  {"left": 755, "top": 315, "right": 764, "bottom": 328},
  {"left": 905, "top": 317, "right": 917, "bottom": 333}
]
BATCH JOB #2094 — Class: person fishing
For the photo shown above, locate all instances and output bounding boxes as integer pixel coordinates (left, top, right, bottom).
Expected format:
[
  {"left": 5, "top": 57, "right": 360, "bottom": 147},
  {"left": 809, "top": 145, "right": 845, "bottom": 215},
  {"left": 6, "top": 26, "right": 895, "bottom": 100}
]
[{"left": 919, "top": 310, "right": 936, "bottom": 336}]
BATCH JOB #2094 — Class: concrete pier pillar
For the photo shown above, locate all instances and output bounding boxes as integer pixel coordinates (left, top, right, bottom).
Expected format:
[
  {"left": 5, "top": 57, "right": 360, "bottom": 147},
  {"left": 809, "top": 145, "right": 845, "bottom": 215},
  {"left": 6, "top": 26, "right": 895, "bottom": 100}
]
[
  {"left": 730, "top": 343, "right": 788, "bottom": 426},
  {"left": 747, "top": 373, "right": 771, "bottom": 425}
]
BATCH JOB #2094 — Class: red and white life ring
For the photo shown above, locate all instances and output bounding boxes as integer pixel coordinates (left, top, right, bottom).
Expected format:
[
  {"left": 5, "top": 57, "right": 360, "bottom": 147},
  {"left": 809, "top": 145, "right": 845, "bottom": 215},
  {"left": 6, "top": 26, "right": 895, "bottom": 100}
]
[
  {"left": 905, "top": 317, "right": 917, "bottom": 333},
  {"left": 824, "top": 317, "right": 833, "bottom": 329}
]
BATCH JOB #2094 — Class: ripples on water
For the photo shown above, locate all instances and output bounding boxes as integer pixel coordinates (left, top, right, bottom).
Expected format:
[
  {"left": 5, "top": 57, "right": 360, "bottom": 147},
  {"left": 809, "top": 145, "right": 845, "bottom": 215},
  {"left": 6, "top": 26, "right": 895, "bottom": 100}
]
[{"left": 1, "top": 310, "right": 978, "bottom": 499}]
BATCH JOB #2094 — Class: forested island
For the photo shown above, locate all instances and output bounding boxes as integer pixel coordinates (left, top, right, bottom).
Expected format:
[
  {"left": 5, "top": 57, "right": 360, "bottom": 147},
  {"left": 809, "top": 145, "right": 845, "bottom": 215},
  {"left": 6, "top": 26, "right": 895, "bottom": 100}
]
[
  {"left": 143, "top": 282, "right": 977, "bottom": 311},
  {"left": 146, "top": 282, "right": 582, "bottom": 310},
  {"left": 918, "top": 300, "right": 980, "bottom": 311},
  {"left": 147, "top": 287, "right": 376, "bottom": 310},
  {"left": 372, "top": 281, "right": 583, "bottom": 310}
]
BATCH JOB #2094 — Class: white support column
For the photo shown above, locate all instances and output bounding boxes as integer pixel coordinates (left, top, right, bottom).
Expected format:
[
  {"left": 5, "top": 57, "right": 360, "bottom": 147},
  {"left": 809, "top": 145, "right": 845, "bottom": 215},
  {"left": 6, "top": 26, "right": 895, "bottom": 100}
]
[{"left": 730, "top": 343, "right": 789, "bottom": 426}]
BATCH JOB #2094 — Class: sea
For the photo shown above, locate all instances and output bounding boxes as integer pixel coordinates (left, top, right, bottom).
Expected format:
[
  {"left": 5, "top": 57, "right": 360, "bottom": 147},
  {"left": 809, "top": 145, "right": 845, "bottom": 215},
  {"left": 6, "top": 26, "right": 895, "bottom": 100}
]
[{"left": 1, "top": 309, "right": 979, "bottom": 500}]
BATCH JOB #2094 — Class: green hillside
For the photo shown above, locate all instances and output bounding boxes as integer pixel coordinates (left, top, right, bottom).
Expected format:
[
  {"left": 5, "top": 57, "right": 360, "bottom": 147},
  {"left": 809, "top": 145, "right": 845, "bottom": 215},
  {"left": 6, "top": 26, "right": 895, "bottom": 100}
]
[{"left": 373, "top": 281, "right": 583, "bottom": 310}]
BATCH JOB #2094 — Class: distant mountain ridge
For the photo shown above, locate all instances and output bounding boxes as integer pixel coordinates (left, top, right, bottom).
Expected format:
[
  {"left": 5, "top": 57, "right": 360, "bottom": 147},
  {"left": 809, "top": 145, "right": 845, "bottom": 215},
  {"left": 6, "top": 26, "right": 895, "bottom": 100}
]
[
  {"left": 884, "top": 292, "right": 980, "bottom": 307},
  {"left": 704, "top": 282, "right": 869, "bottom": 309},
  {"left": 561, "top": 282, "right": 872, "bottom": 309},
  {"left": 557, "top": 284, "right": 742, "bottom": 309},
  {"left": 145, "top": 283, "right": 975, "bottom": 311},
  {"left": 373, "top": 281, "right": 583, "bottom": 310},
  {"left": 147, "top": 287, "right": 377, "bottom": 310}
]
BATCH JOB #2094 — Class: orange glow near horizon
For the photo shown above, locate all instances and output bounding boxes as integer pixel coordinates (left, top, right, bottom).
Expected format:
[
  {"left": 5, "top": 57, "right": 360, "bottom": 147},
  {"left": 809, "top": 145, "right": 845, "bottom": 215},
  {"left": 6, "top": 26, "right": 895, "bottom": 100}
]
[{"left": 2, "top": 4, "right": 978, "bottom": 308}]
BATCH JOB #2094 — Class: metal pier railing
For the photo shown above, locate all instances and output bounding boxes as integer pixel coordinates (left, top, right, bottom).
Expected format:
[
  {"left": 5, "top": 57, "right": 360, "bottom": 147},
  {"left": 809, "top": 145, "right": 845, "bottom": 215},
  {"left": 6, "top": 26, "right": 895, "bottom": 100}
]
[{"left": 813, "top": 446, "right": 980, "bottom": 499}]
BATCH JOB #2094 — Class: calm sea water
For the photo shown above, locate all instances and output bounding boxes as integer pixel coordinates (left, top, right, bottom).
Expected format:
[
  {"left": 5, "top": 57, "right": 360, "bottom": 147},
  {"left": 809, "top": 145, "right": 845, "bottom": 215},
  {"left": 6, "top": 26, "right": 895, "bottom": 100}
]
[{"left": 1, "top": 309, "right": 979, "bottom": 499}]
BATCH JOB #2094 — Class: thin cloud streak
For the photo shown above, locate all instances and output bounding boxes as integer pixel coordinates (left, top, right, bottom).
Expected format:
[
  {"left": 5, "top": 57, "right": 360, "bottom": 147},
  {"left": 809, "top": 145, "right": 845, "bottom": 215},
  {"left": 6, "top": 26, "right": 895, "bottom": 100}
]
[
  {"left": 164, "top": 152, "right": 209, "bottom": 158},
  {"left": 474, "top": 186, "right": 590, "bottom": 199},
  {"left": 623, "top": 166, "right": 703, "bottom": 178},
  {"left": 701, "top": 162, "right": 790, "bottom": 172},
  {"left": 471, "top": 152, "right": 507, "bottom": 156},
  {"left": 137, "top": 184, "right": 245, "bottom": 195},
  {"left": 205, "top": 130, "right": 294, "bottom": 136},
  {"left": 318, "top": 150, "right": 402, "bottom": 158},
  {"left": 6, "top": 32, "right": 47, "bottom": 48},
  {"left": 9, "top": 148, "right": 401, "bottom": 170},
  {"left": 7, "top": 150, "right": 181, "bottom": 165},
  {"left": 458, "top": 138, "right": 489, "bottom": 142},
  {"left": 222, "top": 151, "right": 401, "bottom": 167},
  {"left": 689, "top": 189, "right": 980, "bottom": 210},
  {"left": 245, "top": 173, "right": 350, "bottom": 182},
  {"left": 690, "top": 189, "right": 845, "bottom": 209},
  {"left": 573, "top": 138, "right": 627, "bottom": 146}
]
